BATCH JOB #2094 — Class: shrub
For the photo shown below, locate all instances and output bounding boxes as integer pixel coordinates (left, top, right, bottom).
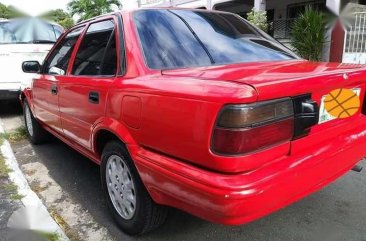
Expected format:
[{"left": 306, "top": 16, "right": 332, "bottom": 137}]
[
  {"left": 247, "top": 8, "right": 269, "bottom": 32},
  {"left": 290, "top": 6, "right": 326, "bottom": 61}
]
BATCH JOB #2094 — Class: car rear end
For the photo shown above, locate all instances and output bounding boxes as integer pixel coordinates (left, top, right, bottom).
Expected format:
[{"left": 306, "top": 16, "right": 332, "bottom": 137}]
[
  {"left": 130, "top": 9, "right": 366, "bottom": 225},
  {"left": 210, "top": 62, "right": 366, "bottom": 224},
  {"left": 0, "top": 43, "right": 53, "bottom": 100},
  {"left": 0, "top": 18, "right": 63, "bottom": 100},
  {"left": 135, "top": 62, "right": 366, "bottom": 225}
]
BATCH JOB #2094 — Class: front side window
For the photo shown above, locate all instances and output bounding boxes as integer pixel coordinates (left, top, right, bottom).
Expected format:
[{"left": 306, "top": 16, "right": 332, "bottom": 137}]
[
  {"left": 44, "top": 27, "right": 84, "bottom": 75},
  {"left": 134, "top": 10, "right": 298, "bottom": 69},
  {"left": 71, "top": 20, "right": 117, "bottom": 76}
]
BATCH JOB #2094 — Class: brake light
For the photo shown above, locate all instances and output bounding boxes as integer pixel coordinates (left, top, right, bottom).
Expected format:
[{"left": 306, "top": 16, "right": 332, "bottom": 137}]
[{"left": 212, "top": 98, "right": 294, "bottom": 155}]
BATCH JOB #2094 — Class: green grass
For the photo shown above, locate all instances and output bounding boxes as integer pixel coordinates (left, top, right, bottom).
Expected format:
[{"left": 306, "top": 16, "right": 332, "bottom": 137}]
[
  {"left": 34, "top": 231, "right": 61, "bottom": 241},
  {"left": 0, "top": 153, "right": 10, "bottom": 178},
  {"left": 0, "top": 132, "right": 8, "bottom": 144},
  {"left": 0, "top": 134, "right": 4, "bottom": 145},
  {"left": 10, "top": 193, "right": 24, "bottom": 200},
  {"left": 1, "top": 182, "right": 17, "bottom": 193},
  {"left": 0, "top": 150, "right": 23, "bottom": 201},
  {"left": 0, "top": 127, "right": 28, "bottom": 143}
]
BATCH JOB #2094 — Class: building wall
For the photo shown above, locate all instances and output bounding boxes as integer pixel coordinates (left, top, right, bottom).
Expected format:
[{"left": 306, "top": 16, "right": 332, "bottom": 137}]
[
  {"left": 124, "top": 0, "right": 330, "bottom": 20},
  {"left": 210, "top": 0, "right": 327, "bottom": 19},
  {"left": 175, "top": 0, "right": 209, "bottom": 9},
  {"left": 266, "top": 0, "right": 324, "bottom": 20}
]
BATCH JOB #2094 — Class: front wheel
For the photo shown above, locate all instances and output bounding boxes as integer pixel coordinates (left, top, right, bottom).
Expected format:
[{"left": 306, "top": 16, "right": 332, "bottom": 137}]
[
  {"left": 23, "top": 100, "right": 48, "bottom": 144},
  {"left": 101, "top": 141, "right": 167, "bottom": 235}
]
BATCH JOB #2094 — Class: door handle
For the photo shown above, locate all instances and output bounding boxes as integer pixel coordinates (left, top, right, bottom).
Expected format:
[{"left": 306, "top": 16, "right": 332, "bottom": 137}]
[
  {"left": 89, "top": 91, "right": 99, "bottom": 104},
  {"left": 51, "top": 85, "right": 58, "bottom": 95}
]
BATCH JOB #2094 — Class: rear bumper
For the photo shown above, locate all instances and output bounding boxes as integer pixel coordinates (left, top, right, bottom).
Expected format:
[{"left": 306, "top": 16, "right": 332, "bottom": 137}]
[
  {"left": 0, "top": 89, "right": 20, "bottom": 100},
  {"left": 132, "top": 117, "right": 366, "bottom": 225}
]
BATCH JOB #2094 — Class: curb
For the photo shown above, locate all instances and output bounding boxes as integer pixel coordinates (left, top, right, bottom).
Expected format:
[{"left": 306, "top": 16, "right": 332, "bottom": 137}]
[{"left": 0, "top": 121, "right": 69, "bottom": 241}]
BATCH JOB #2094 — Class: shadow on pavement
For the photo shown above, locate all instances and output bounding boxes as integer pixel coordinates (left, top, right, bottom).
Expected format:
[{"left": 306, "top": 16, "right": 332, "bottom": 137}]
[
  {"left": 10, "top": 136, "right": 366, "bottom": 241},
  {"left": 0, "top": 100, "right": 23, "bottom": 117}
]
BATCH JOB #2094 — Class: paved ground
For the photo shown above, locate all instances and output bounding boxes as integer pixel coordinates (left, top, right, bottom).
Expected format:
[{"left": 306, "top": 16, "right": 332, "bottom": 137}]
[
  {"left": 1, "top": 100, "right": 366, "bottom": 241},
  {"left": 0, "top": 159, "right": 21, "bottom": 241},
  {"left": 0, "top": 100, "right": 22, "bottom": 241},
  {"left": 0, "top": 100, "right": 69, "bottom": 241},
  {"left": 0, "top": 100, "right": 23, "bottom": 133}
]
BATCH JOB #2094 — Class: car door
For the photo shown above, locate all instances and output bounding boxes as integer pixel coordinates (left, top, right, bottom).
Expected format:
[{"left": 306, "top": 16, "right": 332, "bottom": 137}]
[
  {"left": 32, "top": 26, "right": 85, "bottom": 133},
  {"left": 58, "top": 18, "right": 118, "bottom": 150}
]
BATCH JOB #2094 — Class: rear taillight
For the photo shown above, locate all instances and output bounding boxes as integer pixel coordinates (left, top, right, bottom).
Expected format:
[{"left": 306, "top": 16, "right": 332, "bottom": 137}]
[{"left": 212, "top": 98, "right": 294, "bottom": 155}]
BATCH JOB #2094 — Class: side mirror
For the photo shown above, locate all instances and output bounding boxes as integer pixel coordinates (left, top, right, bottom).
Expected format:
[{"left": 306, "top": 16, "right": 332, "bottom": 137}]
[{"left": 22, "top": 61, "right": 41, "bottom": 73}]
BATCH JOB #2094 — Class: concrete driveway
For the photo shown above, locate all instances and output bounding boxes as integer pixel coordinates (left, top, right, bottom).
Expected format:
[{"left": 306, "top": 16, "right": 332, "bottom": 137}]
[{"left": 1, "top": 100, "right": 366, "bottom": 241}]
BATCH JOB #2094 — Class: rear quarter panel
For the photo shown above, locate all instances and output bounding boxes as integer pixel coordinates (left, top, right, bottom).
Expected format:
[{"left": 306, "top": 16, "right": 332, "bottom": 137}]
[
  {"left": 105, "top": 75, "right": 298, "bottom": 173},
  {"left": 103, "top": 11, "right": 292, "bottom": 173}
]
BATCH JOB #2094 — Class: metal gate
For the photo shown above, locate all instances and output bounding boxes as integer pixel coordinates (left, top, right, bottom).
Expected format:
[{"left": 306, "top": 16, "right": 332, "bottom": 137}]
[{"left": 343, "top": 12, "right": 366, "bottom": 64}]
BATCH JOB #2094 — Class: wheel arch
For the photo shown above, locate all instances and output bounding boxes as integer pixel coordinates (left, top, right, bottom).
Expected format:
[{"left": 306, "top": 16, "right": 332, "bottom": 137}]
[
  {"left": 92, "top": 118, "right": 138, "bottom": 159},
  {"left": 20, "top": 88, "right": 34, "bottom": 112}
]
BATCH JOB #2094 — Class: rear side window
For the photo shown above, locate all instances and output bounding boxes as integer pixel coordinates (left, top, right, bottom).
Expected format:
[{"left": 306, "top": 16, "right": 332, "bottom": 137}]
[
  {"left": 134, "top": 10, "right": 212, "bottom": 69},
  {"left": 44, "top": 27, "right": 84, "bottom": 75},
  {"left": 72, "top": 20, "right": 117, "bottom": 76}
]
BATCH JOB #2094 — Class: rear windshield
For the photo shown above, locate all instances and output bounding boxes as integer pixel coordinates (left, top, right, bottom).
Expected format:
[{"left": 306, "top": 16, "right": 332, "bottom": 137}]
[
  {"left": 134, "top": 10, "right": 298, "bottom": 69},
  {"left": 0, "top": 18, "right": 63, "bottom": 44}
]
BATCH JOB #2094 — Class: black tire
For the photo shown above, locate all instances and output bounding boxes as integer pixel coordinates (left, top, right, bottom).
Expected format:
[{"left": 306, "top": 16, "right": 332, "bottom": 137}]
[
  {"left": 101, "top": 141, "right": 168, "bottom": 235},
  {"left": 23, "top": 100, "right": 48, "bottom": 144}
]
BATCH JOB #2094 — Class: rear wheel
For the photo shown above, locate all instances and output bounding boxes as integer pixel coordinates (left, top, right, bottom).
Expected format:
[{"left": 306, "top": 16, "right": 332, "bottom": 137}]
[
  {"left": 23, "top": 100, "right": 48, "bottom": 144},
  {"left": 101, "top": 141, "right": 167, "bottom": 235}
]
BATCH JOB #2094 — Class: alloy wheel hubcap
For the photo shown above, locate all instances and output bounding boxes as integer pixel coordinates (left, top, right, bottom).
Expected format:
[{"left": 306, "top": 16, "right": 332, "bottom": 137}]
[
  {"left": 106, "top": 155, "right": 136, "bottom": 220},
  {"left": 25, "top": 104, "right": 33, "bottom": 137}
]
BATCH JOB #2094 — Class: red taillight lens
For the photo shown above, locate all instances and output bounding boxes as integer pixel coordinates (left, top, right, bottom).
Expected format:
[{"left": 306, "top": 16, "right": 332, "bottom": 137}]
[
  {"left": 213, "top": 118, "right": 294, "bottom": 155},
  {"left": 212, "top": 99, "right": 294, "bottom": 155}
]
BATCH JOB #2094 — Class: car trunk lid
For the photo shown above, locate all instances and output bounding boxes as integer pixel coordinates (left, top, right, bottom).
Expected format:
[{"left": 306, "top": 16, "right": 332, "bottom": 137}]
[
  {"left": 162, "top": 60, "right": 366, "bottom": 157},
  {"left": 162, "top": 60, "right": 366, "bottom": 98}
]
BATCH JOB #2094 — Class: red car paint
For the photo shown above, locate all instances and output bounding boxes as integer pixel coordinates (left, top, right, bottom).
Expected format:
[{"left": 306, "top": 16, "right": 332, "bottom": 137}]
[{"left": 22, "top": 10, "right": 366, "bottom": 225}]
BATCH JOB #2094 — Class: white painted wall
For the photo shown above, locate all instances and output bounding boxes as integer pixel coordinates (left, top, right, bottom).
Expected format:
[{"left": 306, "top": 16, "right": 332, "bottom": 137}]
[
  {"left": 327, "top": 0, "right": 341, "bottom": 14},
  {"left": 254, "top": 0, "right": 266, "bottom": 11},
  {"left": 343, "top": 53, "right": 366, "bottom": 63},
  {"left": 175, "top": 0, "right": 208, "bottom": 8},
  {"left": 121, "top": 0, "right": 139, "bottom": 9}
]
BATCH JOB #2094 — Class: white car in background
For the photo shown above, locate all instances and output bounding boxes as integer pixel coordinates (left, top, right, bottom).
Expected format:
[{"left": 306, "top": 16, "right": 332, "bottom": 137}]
[{"left": 0, "top": 18, "right": 63, "bottom": 100}]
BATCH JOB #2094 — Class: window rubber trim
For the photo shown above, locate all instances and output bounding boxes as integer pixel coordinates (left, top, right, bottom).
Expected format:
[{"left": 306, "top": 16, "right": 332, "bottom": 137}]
[{"left": 116, "top": 13, "right": 126, "bottom": 76}]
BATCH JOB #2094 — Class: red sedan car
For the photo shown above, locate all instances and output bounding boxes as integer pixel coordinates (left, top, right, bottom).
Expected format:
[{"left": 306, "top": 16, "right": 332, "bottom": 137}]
[{"left": 21, "top": 9, "right": 365, "bottom": 235}]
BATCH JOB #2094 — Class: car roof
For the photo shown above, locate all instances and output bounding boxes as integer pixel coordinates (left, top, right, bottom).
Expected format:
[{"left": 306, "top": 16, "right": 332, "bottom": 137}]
[
  {"left": 128, "top": 7, "right": 225, "bottom": 14},
  {"left": 75, "top": 8, "right": 233, "bottom": 26}
]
